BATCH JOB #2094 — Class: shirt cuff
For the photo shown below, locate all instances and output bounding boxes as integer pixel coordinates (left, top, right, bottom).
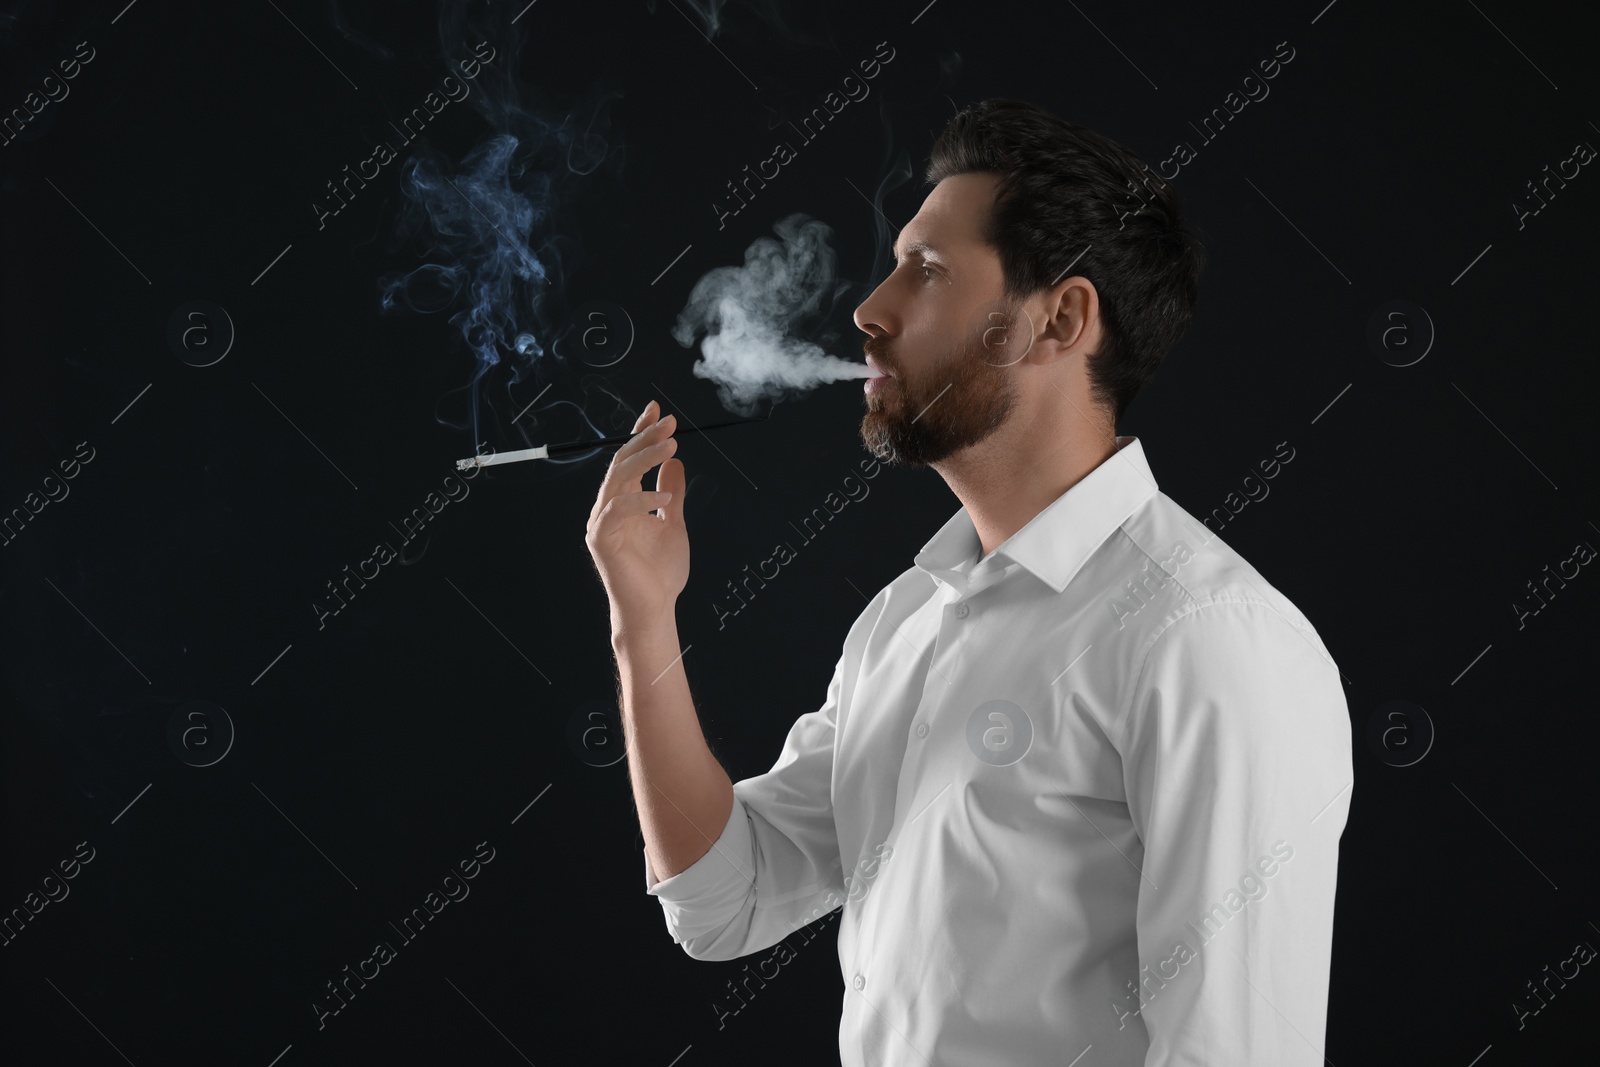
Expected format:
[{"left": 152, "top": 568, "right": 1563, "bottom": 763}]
[{"left": 643, "top": 789, "right": 755, "bottom": 902}]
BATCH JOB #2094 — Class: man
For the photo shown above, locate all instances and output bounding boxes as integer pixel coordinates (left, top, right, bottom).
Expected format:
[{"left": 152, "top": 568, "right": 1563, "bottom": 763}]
[{"left": 585, "top": 98, "right": 1352, "bottom": 1066}]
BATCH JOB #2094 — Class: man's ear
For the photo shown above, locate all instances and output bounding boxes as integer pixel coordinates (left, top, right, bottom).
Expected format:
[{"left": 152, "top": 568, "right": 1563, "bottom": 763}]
[{"left": 1033, "top": 276, "right": 1100, "bottom": 365}]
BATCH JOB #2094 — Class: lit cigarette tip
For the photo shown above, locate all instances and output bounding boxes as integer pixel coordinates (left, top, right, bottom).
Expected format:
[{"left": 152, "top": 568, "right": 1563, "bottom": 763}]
[
  {"left": 454, "top": 415, "right": 762, "bottom": 472},
  {"left": 454, "top": 445, "right": 549, "bottom": 470}
]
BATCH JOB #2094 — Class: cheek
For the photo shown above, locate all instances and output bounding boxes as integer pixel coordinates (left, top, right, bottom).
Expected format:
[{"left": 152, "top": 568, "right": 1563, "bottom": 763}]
[{"left": 894, "top": 295, "right": 982, "bottom": 381}]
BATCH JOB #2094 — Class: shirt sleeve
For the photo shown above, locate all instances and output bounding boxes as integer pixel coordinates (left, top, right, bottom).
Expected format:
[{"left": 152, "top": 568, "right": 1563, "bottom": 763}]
[
  {"left": 644, "top": 650, "right": 848, "bottom": 962},
  {"left": 1118, "top": 599, "right": 1353, "bottom": 1067}
]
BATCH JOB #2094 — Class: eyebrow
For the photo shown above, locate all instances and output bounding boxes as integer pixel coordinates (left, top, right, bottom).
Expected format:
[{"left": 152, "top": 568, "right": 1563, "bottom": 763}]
[{"left": 892, "top": 238, "right": 941, "bottom": 262}]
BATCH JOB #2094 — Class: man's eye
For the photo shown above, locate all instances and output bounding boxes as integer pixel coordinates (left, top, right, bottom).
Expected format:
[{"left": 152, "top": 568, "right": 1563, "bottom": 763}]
[{"left": 918, "top": 264, "right": 939, "bottom": 281}]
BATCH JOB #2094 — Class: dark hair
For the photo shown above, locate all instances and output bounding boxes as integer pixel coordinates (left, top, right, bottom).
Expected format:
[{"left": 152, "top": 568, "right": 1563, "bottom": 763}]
[{"left": 925, "top": 99, "right": 1206, "bottom": 423}]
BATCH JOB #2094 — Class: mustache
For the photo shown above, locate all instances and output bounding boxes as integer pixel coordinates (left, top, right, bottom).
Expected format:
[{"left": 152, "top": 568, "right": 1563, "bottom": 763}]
[{"left": 862, "top": 336, "right": 896, "bottom": 374}]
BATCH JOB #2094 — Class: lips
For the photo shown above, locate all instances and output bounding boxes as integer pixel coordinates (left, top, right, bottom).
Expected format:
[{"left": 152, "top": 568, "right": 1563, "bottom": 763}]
[{"left": 864, "top": 354, "right": 893, "bottom": 378}]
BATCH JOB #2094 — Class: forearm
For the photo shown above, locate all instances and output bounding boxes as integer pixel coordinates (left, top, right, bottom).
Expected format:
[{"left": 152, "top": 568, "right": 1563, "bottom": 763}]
[{"left": 612, "top": 613, "right": 734, "bottom": 882}]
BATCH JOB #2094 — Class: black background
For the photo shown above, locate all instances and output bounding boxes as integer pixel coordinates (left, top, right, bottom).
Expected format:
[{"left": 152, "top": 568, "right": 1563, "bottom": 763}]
[{"left": 3, "top": 0, "right": 1597, "bottom": 1064}]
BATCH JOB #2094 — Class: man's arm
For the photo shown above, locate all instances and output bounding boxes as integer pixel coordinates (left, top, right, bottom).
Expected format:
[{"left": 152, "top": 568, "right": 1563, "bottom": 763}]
[
  {"left": 1118, "top": 600, "right": 1353, "bottom": 1066},
  {"left": 584, "top": 398, "right": 730, "bottom": 883},
  {"left": 585, "top": 399, "right": 847, "bottom": 961},
  {"left": 613, "top": 613, "right": 734, "bottom": 883},
  {"left": 643, "top": 651, "right": 848, "bottom": 961}
]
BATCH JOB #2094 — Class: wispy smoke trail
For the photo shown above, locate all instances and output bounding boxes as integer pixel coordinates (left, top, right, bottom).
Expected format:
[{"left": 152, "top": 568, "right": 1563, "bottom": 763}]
[
  {"left": 672, "top": 213, "right": 870, "bottom": 418},
  {"left": 648, "top": 0, "right": 829, "bottom": 49},
  {"left": 376, "top": 1, "right": 623, "bottom": 447},
  {"left": 380, "top": 134, "right": 548, "bottom": 416},
  {"left": 865, "top": 98, "right": 915, "bottom": 289},
  {"left": 328, "top": 0, "right": 396, "bottom": 61}
]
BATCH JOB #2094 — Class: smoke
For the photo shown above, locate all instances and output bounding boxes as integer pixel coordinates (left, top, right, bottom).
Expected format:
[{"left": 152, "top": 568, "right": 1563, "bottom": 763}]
[
  {"left": 328, "top": 0, "right": 396, "bottom": 61},
  {"left": 938, "top": 49, "right": 964, "bottom": 88},
  {"left": 865, "top": 98, "right": 915, "bottom": 290},
  {"left": 657, "top": 0, "right": 735, "bottom": 37},
  {"left": 648, "top": 0, "right": 831, "bottom": 49},
  {"left": 376, "top": 1, "right": 624, "bottom": 447},
  {"left": 381, "top": 133, "right": 549, "bottom": 383},
  {"left": 672, "top": 213, "right": 871, "bottom": 418}
]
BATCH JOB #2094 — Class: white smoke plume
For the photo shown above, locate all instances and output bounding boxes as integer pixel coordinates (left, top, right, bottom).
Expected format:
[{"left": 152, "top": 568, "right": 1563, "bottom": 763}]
[{"left": 672, "top": 213, "right": 871, "bottom": 417}]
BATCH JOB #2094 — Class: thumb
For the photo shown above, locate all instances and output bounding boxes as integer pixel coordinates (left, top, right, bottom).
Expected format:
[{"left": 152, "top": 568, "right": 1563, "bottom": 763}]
[{"left": 657, "top": 457, "right": 687, "bottom": 525}]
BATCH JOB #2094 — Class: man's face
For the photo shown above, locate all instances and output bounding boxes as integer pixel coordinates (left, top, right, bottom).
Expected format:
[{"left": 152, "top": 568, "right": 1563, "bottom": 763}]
[{"left": 854, "top": 172, "right": 1029, "bottom": 468}]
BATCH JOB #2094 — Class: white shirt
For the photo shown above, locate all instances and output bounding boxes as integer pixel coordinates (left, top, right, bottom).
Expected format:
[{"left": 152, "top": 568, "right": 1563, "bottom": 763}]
[{"left": 645, "top": 436, "right": 1352, "bottom": 1066}]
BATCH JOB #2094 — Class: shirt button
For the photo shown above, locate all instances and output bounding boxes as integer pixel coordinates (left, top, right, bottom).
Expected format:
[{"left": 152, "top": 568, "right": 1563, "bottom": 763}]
[
  {"left": 955, "top": 602, "right": 970, "bottom": 618},
  {"left": 916, "top": 722, "right": 929, "bottom": 738},
  {"left": 853, "top": 973, "right": 866, "bottom": 990}
]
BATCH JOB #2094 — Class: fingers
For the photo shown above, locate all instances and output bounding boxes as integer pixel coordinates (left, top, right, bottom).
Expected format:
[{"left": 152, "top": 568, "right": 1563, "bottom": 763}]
[
  {"left": 613, "top": 432, "right": 677, "bottom": 485},
  {"left": 591, "top": 400, "right": 677, "bottom": 523},
  {"left": 630, "top": 399, "right": 659, "bottom": 433},
  {"left": 654, "top": 457, "right": 686, "bottom": 524},
  {"left": 601, "top": 407, "right": 676, "bottom": 494},
  {"left": 591, "top": 487, "right": 675, "bottom": 534}
]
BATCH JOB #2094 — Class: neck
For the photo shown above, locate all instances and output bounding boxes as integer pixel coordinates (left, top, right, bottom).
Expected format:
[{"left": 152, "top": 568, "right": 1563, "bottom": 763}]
[{"left": 932, "top": 394, "right": 1119, "bottom": 559}]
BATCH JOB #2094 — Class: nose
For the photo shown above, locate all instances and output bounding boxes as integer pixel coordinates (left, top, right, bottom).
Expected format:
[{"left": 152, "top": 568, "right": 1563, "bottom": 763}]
[{"left": 853, "top": 273, "right": 895, "bottom": 339}]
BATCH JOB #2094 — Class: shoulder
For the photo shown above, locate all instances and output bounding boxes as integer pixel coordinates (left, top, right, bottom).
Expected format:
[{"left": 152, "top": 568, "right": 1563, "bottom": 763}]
[
  {"left": 1110, "top": 489, "right": 1327, "bottom": 657},
  {"left": 1095, "top": 495, "right": 1343, "bottom": 726},
  {"left": 857, "top": 562, "right": 939, "bottom": 624},
  {"left": 1137, "top": 595, "right": 1331, "bottom": 683}
]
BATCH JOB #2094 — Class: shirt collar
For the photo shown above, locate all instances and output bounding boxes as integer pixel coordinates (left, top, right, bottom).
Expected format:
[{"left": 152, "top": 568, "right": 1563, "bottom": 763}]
[{"left": 914, "top": 436, "right": 1159, "bottom": 595}]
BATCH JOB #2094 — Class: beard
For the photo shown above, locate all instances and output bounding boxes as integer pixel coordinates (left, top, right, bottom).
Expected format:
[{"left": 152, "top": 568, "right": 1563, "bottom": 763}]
[{"left": 858, "top": 305, "right": 1023, "bottom": 468}]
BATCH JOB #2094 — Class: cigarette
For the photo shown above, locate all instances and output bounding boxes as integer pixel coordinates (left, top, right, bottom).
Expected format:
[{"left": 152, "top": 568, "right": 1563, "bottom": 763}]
[{"left": 455, "top": 413, "right": 766, "bottom": 471}]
